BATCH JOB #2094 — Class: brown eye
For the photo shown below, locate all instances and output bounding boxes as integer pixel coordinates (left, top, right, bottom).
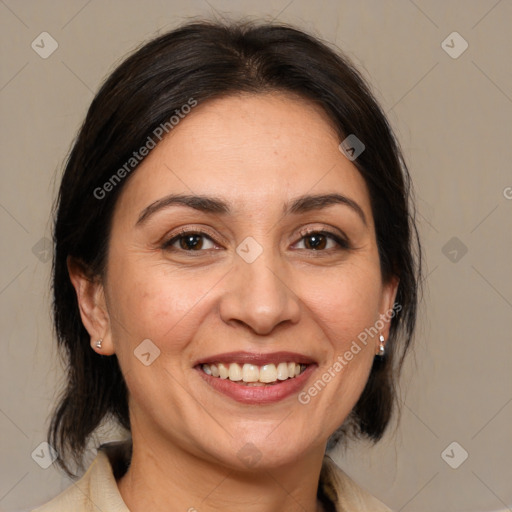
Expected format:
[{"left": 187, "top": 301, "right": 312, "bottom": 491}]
[
  {"left": 294, "top": 230, "right": 349, "bottom": 251},
  {"left": 303, "top": 233, "right": 328, "bottom": 250},
  {"left": 178, "top": 233, "right": 205, "bottom": 250},
  {"left": 163, "top": 231, "right": 217, "bottom": 251}
]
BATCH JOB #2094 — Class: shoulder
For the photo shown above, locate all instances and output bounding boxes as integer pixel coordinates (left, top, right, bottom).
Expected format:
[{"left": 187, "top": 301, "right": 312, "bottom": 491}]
[
  {"left": 31, "top": 441, "right": 131, "bottom": 512},
  {"left": 320, "top": 455, "right": 393, "bottom": 512}
]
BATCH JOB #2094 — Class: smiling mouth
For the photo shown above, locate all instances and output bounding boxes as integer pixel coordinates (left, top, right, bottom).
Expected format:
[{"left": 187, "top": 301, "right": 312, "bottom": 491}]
[{"left": 200, "top": 362, "right": 308, "bottom": 386}]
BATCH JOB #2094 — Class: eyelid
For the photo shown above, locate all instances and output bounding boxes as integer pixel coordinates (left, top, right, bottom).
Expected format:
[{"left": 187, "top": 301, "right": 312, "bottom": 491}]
[
  {"left": 294, "top": 226, "right": 351, "bottom": 250},
  {"left": 160, "top": 226, "right": 220, "bottom": 251},
  {"left": 161, "top": 224, "right": 351, "bottom": 252}
]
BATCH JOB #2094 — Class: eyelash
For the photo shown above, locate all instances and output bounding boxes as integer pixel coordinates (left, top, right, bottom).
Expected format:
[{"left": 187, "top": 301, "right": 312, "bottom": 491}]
[{"left": 161, "top": 227, "right": 350, "bottom": 253}]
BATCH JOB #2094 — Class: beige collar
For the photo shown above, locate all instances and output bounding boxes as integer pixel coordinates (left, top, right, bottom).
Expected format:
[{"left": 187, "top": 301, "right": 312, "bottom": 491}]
[{"left": 33, "top": 440, "right": 392, "bottom": 512}]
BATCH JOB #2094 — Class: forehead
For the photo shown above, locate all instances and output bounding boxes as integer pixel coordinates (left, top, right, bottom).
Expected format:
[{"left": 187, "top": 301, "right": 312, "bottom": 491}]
[{"left": 113, "top": 93, "right": 373, "bottom": 224}]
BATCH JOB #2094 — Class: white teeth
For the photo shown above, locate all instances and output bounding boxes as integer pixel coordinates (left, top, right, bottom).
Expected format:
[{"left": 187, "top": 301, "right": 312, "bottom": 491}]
[
  {"left": 218, "top": 363, "right": 229, "bottom": 379},
  {"left": 259, "top": 364, "right": 277, "bottom": 383},
  {"left": 242, "top": 364, "right": 259, "bottom": 382},
  {"left": 276, "top": 362, "right": 289, "bottom": 380},
  {"left": 201, "top": 361, "right": 307, "bottom": 383},
  {"left": 228, "top": 363, "right": 243, "bottom": 381}
]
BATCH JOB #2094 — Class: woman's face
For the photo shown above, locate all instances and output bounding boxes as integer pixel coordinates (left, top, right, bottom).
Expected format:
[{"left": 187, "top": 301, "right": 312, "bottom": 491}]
[{"left": 91, "top": 93, "right": 397, "bottom": 469}]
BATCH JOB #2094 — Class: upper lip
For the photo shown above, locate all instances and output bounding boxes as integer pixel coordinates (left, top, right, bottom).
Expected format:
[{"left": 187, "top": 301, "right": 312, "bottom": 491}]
[{"left": 193, "top": 351, "right": 316, "bottom": 367}]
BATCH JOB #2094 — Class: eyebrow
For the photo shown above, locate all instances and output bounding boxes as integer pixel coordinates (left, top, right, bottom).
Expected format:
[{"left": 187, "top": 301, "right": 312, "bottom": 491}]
[{"left": 136, "top": 192, "right": 367, "bottom": 226}]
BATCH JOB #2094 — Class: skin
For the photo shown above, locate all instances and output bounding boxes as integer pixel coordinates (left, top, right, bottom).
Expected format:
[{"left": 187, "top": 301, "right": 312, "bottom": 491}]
[{"left": 69, "top": 92, "right": 398, "bottom": 512}]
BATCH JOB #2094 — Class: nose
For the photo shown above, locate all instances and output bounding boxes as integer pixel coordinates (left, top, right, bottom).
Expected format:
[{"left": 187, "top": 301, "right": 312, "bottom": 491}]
[{"left": 218, "top": 248, "right": 301, "bottom": 336}]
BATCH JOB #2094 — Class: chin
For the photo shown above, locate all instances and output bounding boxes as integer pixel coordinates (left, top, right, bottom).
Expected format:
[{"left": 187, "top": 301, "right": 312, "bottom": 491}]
[{"left": 201, "top": 427, "right": 322, "bottom": 472}]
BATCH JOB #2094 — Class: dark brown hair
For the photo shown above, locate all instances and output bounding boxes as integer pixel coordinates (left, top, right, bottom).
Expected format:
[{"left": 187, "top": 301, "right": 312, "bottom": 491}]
[{"left": 50, "top": 19, "right": 421, "bottom": 476}]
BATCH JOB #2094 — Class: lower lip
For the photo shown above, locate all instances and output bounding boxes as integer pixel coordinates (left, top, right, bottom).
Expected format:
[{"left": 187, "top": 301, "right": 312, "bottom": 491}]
[{"left": 196, "top": 365, "right": 317, "bottom": 404}]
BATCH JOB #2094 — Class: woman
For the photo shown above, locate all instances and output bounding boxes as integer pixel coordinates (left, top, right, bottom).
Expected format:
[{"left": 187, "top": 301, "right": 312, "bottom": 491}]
[{"left": 34, "top": 19, "right": 420, "bottom": 512}]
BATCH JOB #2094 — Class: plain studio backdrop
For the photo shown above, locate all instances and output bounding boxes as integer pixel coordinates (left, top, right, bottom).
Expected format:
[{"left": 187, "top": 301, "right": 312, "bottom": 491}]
[{"left": 0, "top": 1, "right": 511, "bottom": 511}]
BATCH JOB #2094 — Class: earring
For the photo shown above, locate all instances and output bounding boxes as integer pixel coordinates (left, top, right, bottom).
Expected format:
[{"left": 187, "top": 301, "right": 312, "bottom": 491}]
[
  {"left": 378, "top": 334, "right": 385, "bottom": 356},
  {"left": 95, "top": 339, "right": 103, "bottom": 349}
]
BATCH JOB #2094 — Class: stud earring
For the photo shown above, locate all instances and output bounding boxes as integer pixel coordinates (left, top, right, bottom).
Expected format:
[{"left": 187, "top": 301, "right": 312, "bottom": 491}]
[
  {"left": 95, "top": 339, "right": 103, "bottom": 349},
  {"left": 378, "top": 334, "right": 385, "bottom": 356}
]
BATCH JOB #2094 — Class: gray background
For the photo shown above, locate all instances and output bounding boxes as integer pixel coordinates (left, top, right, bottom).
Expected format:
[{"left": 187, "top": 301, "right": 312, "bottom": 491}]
[{"left": 1, "top": 1, "right": 511, "bottom": 511}]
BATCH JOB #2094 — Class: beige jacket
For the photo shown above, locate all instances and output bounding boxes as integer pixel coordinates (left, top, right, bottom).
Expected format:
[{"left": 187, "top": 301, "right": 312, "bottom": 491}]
[{"left": 32, "top": 441, "right": 392, "bottom": 512}]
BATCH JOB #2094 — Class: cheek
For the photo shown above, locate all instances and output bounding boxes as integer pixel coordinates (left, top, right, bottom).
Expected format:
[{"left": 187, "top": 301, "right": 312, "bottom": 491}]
[
  {"left": 107, "top": 259, "right": 218, "bottom": 358},
  {"left": 297, "top": 261, "right": 381, "bottom": 412},
  {"left": 303, "top": 262, "right": 383, "bottom": 345}
]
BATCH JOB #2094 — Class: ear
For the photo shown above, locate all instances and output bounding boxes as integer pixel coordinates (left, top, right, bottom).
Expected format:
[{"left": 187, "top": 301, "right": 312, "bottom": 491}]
[
  {"left": 67, "top": 256, "right": 115, "bottom": 356},
  {"left": 376, "top": 275, "right": 400, "bottom": 354}
]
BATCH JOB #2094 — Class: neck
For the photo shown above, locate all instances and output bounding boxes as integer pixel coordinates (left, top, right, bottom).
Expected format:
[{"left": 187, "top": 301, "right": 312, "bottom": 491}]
[{"left": 117, "top": 429, "right": 327, "bottom": 512}]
